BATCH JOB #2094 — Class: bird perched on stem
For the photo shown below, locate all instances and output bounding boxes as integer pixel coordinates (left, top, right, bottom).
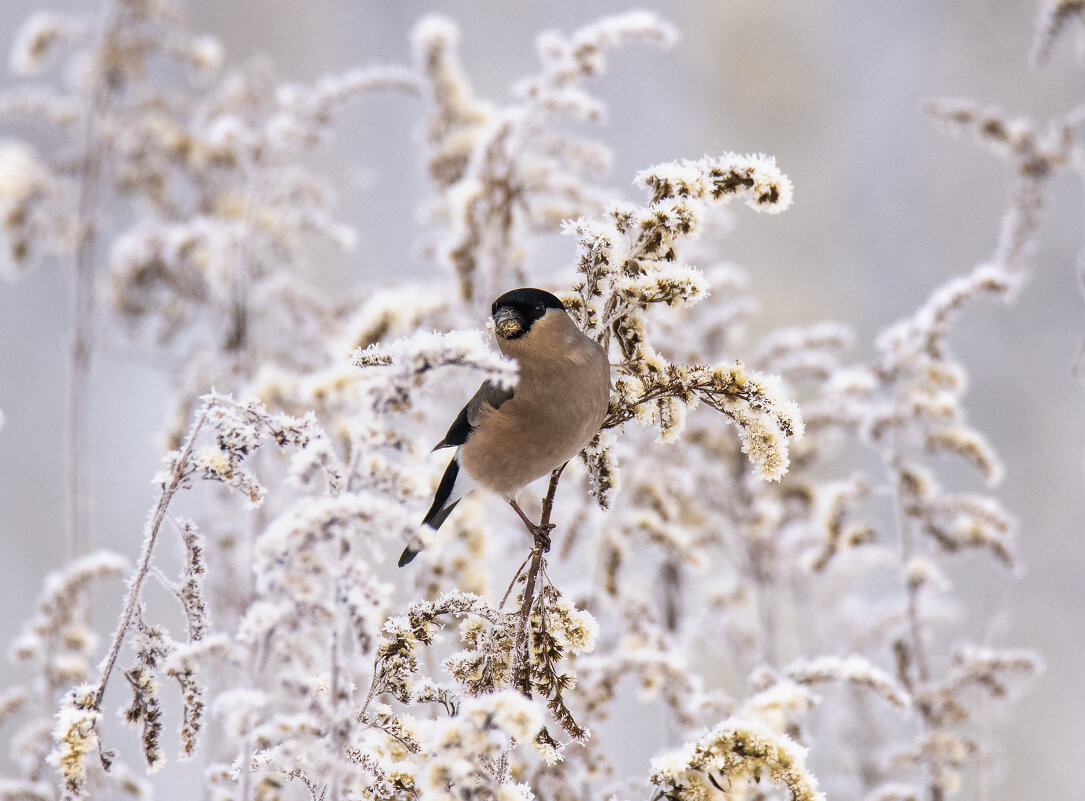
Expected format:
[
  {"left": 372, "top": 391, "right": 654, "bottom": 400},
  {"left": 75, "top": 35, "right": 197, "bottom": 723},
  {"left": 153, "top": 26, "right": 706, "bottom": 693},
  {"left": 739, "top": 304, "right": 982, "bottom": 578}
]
[{"left": 398, "top": 287, "right": 611, "bottom": 566}]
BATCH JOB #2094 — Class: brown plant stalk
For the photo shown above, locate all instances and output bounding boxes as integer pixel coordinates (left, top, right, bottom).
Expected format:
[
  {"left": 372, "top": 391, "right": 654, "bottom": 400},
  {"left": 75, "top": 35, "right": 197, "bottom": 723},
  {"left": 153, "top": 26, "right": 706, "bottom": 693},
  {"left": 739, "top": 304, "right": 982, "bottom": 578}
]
[{"left": 511, "top": 462, "right": 566, "bottom": 697}]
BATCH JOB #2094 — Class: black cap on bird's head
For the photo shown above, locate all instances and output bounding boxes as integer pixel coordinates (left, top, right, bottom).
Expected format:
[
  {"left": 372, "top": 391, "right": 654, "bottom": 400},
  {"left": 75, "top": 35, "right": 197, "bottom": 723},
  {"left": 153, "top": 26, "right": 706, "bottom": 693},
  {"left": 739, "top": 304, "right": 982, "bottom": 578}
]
[{"left": 491, "top": 288, "right": 565, "bottom": 340}]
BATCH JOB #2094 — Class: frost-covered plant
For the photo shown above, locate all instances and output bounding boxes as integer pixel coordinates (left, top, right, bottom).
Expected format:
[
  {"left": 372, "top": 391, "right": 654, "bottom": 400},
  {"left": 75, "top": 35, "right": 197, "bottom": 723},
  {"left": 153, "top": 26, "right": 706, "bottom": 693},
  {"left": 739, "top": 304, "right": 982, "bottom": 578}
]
[
  {"left": 566, "top": 153, "right": 800, "bottom": 504},
  {"left": 0, "top": 0, "right": 417, "bottom": 560},
  {"left": 414, "top": 11, "right": 677, "bottom": 303},
  {"left": 650, "top": 717, "right": 823, "bottom": 801},
  {"left": 4, "top": 554, "right": 142, "bottom": 801},
  {"left": 0, "top": 6, "right": 1062, "bottom": 801}
]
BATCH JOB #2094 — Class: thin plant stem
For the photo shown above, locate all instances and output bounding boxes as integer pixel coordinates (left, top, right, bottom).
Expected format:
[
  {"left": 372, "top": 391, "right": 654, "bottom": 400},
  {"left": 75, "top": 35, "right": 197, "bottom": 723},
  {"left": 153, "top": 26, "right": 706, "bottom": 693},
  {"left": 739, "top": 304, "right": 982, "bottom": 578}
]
[
  {"left": 500, "top": 553, "right": 533, "bottom": 610},
  {"left": 889, "top": 424, "right": 938, "bottom": 801},
  {"left": 892, "top": 454, "right": 930, "bottom": 685},
  {"left": 91, "top": 408, "right": 209, "bottom": 710},
  {"left": 330, "top": 630, "right": 341, "bottom": 801},
  {"left": 68, "top": 113, "right": 100, "bottom": 560},
  {"left": 67, "top": 0, "right": 121, "bottom": 559}
]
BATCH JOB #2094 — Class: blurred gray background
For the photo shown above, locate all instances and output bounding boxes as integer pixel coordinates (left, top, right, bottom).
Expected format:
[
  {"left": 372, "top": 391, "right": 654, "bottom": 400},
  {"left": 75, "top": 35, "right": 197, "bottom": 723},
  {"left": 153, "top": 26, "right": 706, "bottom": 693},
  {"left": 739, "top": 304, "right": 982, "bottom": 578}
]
[{"left": 1, "top": 1, "right": 1082, "bottom": 798}]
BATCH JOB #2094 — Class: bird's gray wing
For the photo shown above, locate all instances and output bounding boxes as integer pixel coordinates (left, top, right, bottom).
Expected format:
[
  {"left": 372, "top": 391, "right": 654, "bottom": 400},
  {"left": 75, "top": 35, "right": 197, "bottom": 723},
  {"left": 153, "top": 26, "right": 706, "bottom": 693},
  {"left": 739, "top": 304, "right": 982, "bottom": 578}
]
[{"left": 432, "top": 379, "right": 514, "bottom": 450}]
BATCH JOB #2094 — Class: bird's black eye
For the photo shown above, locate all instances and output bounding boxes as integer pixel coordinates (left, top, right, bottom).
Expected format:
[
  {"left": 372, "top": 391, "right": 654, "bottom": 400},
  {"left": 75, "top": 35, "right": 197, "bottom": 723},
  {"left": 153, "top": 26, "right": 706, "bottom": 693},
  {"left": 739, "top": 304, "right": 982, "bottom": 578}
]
[{"left": 534, "top": 303, "right": 545, "bottom": 317}]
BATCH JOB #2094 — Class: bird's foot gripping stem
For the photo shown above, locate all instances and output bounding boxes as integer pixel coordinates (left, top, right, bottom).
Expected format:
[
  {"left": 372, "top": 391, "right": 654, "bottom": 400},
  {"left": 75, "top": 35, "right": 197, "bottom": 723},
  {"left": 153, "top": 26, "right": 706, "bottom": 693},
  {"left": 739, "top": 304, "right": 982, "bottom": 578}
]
[
  {"left": 509, "top": 499, "right": 554, "bottom": 553},
  {"left": 530, "top": 523, "right": 555, "bottom": 553}
]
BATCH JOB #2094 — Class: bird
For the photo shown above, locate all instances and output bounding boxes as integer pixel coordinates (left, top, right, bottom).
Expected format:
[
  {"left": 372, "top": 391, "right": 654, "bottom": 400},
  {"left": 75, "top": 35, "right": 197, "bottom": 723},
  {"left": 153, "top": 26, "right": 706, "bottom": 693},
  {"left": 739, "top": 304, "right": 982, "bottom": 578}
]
[{"left": 398, "top": 287, "right": 611, "bottom": 566}]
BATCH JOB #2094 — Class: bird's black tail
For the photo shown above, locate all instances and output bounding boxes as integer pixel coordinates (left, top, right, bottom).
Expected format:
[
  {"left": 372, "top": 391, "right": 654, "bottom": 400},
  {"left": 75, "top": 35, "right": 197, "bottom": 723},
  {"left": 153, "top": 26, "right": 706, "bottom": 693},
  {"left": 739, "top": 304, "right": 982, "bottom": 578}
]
[
  {"left": 398, "top": 541, "right": 423, "bottom": 567},
  {"left": 399, "top": 457, "right": 462, "bottom": 567},
  {"left": 422, "top": 457, "right": 460, "bottom": 527}
]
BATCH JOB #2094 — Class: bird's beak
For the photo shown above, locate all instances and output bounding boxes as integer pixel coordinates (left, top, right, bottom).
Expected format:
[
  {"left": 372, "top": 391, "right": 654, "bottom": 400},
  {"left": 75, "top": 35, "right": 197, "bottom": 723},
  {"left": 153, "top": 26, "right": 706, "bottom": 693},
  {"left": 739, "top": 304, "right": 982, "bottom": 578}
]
[{"left": 493, "top": 306, "right": 524, "bottom": 339}]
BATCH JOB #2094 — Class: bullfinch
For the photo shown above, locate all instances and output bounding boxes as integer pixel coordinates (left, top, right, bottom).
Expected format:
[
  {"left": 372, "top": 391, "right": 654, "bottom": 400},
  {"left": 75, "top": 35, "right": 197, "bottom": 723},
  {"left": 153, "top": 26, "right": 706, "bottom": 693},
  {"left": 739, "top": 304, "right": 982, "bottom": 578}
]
[{"left": 398, "top": 287, "right": 611, "bottom": 566}]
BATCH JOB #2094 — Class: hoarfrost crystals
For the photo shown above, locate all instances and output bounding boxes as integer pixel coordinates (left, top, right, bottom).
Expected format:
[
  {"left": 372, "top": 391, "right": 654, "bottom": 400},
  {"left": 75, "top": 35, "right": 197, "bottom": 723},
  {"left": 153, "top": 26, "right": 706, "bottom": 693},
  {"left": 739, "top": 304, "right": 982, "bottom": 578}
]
[
  {"left": 48, "top": 686, "right": 100, "bottom": 797},
  {"left": 649, "top": 718, "right": 824, "bottom": 801}
]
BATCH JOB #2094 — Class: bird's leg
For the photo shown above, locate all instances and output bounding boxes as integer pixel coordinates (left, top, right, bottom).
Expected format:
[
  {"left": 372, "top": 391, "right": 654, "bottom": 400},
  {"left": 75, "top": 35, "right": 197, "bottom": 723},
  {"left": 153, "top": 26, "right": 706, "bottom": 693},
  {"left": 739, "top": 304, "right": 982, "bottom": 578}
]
[{"left": 508, "top": 498, "right": 554, "bottom": 552}]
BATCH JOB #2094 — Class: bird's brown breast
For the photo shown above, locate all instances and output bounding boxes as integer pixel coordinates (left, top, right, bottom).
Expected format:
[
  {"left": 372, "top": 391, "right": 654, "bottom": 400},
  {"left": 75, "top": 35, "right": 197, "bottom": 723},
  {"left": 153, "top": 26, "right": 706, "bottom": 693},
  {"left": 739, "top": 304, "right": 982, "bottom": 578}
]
[{"left": 462, "top": 313, "right": 610, "bottom": 498}]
